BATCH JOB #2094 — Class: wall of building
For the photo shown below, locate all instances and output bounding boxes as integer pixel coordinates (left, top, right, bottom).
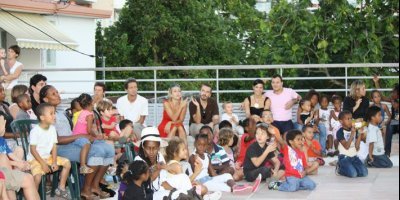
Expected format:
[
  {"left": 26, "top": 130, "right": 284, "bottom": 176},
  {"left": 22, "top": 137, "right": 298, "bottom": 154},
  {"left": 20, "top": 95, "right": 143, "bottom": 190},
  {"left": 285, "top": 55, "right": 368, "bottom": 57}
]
[
  {"left": 41, "top": 15, "right": 97, "bottom": 98},
  {"left": 1, "top": 15, "right": 97, "bottom": 98}
]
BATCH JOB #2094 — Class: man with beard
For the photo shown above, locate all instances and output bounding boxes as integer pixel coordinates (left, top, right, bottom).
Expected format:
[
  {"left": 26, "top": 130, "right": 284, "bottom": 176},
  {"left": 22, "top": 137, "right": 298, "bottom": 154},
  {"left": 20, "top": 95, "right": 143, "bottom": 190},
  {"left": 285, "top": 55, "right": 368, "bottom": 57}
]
[{"left": 189, "top": 84, "right": 219, "bottom": 136}]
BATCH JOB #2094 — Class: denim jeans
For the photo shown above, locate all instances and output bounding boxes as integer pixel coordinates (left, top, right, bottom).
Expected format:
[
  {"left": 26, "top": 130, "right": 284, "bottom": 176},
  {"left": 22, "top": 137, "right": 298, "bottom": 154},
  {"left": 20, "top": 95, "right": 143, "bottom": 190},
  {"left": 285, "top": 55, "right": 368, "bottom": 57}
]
[
  {"left": 385, "top": 124, "right": 399, "bottom": 156},
  {"left": 278, "top": 176, "right": 316, "bottom": 192},
  {"left": 273, "top": 120, "right": 294, "bottom": 136},
  {"left": 337, "top": 155, "right": 368, "bottom": 178},
  {"left": 58, "top": 139, "right": 114, "bottom": 166},
  {"left": 315, "top": 124, "right": 327, "bottom": 154},
  {"left": 367, "top": 154, "right": 393, "bottom": 168}
]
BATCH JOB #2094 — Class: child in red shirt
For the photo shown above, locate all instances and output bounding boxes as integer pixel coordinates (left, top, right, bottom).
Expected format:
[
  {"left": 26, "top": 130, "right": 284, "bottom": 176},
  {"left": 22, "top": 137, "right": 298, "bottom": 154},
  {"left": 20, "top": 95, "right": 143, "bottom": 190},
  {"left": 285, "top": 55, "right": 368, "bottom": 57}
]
[
  {"left": 236, "top": 118, "right": 257, "bottom": 166},
  {"left": 269, "top": 130, "right": 316, "bottom": 192},
  {"left": 303, "top": 125, "right": 324, "bottom": 169}
]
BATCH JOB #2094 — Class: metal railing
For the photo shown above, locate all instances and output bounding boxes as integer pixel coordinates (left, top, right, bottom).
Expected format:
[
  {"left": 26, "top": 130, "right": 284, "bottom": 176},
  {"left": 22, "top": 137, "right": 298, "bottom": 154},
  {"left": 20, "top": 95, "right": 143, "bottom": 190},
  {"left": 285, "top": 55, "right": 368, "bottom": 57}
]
[{"left": 22, "top": 63, "right": 399, "bottom": 125}]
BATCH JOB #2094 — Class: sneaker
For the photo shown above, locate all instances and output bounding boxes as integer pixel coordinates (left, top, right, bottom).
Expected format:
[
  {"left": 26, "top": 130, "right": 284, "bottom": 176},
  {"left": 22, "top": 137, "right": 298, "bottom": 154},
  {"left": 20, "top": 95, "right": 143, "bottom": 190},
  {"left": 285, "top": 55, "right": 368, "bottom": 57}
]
[
  {"left": 327, "top": 151, "right": 334, "bottom": 157},
  {"left": 268, "top": 181, "right": 281, "bottom": 190},
  {"left": 204, "top": 191, "right": 222, "bottom": 200},
  {"left": 252, "top": 174, "right": 262, "bottom": 192},
  {"left": 333, "top": 150, "right": 339, "bottom": 156},
  {"left": 232, "top": 184, "right": 253, "bottom": 194},
  {"left": 55, "top": 187, "right": 71, "bottom": 199}
]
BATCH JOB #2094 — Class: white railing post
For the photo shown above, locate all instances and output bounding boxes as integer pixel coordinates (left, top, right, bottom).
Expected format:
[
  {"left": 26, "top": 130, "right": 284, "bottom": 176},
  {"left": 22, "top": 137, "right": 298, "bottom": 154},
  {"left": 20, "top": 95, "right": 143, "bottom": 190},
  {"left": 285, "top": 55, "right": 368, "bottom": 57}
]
[
  {"left": 154, "top": 70, "right": 158, "bottom": 126},
  {"left": 216, "top": 68, "right": 220, "bottom": 104},
  {"left": 345, "top": 66, "right": 348, "bottom": 95},
  {"left": 102, "top": 56, "right": 106, "bottom": 84}
]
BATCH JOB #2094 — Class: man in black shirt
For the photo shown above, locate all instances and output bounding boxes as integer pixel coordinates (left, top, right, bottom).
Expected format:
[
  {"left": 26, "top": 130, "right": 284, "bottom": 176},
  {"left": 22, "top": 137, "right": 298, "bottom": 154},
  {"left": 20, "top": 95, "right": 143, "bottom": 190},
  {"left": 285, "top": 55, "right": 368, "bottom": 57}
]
[{"left": 189, "top": 84, "right": 219, "bottom": 136}]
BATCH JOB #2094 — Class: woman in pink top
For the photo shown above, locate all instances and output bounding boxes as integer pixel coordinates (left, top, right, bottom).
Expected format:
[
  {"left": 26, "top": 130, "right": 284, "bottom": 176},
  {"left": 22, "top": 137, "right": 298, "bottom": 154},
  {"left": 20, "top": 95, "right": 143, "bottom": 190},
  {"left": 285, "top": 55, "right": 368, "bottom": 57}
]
[
  {"left": 265, "top": 75, "right": 301, "bottom": 136},
  {"left": 72, "top": 93, "right": 95, "bottom": 174}
]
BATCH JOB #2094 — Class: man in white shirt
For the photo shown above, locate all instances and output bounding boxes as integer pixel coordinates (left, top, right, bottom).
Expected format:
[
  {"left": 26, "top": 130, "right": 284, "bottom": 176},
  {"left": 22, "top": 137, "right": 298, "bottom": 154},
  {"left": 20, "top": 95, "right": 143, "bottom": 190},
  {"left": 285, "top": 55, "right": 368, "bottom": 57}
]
[{"left": 116, "top": 78, "right": 148, "bottom": 139}]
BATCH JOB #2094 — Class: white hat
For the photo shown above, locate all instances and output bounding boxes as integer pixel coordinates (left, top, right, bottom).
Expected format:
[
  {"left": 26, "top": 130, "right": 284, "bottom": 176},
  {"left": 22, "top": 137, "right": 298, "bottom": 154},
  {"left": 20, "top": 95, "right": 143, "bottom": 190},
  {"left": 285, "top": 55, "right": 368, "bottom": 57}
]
[{"left": 139, "top": 127, "right": 168, "bottom": 147}]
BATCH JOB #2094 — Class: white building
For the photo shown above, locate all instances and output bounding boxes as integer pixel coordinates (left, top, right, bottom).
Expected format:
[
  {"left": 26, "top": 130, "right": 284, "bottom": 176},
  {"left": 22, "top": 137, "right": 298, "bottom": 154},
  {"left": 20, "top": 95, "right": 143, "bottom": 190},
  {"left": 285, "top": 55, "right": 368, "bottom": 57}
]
[{"left": 0, "top": 0, "right": 111, "bottom": 98}]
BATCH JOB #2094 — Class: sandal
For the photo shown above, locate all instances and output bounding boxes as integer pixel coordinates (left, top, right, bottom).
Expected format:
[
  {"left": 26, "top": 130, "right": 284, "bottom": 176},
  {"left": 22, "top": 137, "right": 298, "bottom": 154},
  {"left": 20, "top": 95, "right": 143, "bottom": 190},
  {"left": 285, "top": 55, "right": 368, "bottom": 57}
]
[{"left": 80, "top": 165, "right": 94, "bottom": 174}]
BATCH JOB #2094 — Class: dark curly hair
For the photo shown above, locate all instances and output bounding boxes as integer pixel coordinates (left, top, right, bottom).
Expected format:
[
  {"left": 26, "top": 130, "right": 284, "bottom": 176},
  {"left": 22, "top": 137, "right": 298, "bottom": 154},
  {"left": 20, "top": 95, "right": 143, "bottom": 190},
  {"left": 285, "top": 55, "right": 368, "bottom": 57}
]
[
  {"left": 123, "top": 160, "right": 149, "bottom": 185},
  {"left": 77, "top": 93, "right": 93, "bottom": 109}
]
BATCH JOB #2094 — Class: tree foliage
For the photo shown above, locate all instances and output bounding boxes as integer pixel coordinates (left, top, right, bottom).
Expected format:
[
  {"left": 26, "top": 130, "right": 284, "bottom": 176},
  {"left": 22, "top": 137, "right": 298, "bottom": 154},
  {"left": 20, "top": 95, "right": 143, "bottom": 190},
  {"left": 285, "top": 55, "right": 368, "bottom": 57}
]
[{"left": 96, "top": 0, "right": 399, "bottom": 101}]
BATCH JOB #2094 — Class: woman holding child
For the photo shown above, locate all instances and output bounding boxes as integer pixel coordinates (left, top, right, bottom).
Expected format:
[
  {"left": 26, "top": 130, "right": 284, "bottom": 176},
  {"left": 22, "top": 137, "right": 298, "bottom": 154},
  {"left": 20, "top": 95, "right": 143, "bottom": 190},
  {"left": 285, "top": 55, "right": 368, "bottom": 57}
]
[{"left": 40, "top": 85, "right": 114, "bottom": 199}]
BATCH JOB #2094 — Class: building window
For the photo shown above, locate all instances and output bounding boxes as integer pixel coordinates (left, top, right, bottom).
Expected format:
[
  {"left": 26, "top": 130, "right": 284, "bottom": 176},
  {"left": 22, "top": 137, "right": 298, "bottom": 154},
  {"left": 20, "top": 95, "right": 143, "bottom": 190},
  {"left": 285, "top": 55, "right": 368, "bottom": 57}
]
[{"left": 46, "top": 50, "right": 56, "bottom": 66}]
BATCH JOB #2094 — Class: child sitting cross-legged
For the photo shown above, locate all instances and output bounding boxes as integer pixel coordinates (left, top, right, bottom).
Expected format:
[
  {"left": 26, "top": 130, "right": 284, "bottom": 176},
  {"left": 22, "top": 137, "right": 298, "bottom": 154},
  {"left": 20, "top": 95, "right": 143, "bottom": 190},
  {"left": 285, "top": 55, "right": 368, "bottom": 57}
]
[
  {"left": 302, "top": 125, "right": 325, "bottom": 168},
  {"left": 164, "top": 137, "right": 222, "bottom": 200},
  {"left": 218, "top": 128, "right": 244, "bottom": 181},
  {"left": 366, "top": 106, "right": 393, "bottom": 168},
  {"left": 189, "top": 134, "right": 258, "bottom": 194},
  {"left": 28, "top": 103, "right": 71, "bottom": 198},
  {"left": 243, "top": 123, "right": 285, "bottom": 186},
  {"left": 269, "top": 130, "right": 317, "bottom": 192},
  {"left": 335, "top": 111, "right": 368, "bottom": 178}
]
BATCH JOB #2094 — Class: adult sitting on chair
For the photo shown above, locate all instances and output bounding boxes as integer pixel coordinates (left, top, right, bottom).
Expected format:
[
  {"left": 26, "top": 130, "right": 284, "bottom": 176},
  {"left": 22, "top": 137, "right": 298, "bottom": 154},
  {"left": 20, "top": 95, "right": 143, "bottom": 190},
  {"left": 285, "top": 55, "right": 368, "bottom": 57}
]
[{"left": 40, "top": 85, "right": 114, "bottom": 199}]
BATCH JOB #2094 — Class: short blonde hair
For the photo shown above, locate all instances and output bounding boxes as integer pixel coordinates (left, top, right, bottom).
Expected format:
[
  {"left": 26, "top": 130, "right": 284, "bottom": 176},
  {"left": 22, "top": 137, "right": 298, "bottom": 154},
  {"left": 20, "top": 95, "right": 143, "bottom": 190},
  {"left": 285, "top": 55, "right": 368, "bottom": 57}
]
[
  {"left": 349, "top": 80, "right": 365, "bottom": 99},
  {"left": 96, "top": 100, "right": 113, "bottom": 113},
  {"left": 222, "top": 101, "right": 232, "bottom": 110}
]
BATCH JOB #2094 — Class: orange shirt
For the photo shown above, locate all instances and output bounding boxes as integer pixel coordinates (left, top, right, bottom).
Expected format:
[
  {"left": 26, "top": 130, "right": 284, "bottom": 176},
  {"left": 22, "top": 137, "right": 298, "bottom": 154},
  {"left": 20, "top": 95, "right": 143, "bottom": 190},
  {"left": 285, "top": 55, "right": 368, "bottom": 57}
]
[{"left": 303, "top": 139, "right": 321, "bottom": 158}]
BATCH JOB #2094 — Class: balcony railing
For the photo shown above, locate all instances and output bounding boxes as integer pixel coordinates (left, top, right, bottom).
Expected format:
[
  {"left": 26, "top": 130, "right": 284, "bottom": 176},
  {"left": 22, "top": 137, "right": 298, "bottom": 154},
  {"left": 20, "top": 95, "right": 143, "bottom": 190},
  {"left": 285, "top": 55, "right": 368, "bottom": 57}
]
[{"left": 22, "top": 63, "right": 399, "bottom": 126}]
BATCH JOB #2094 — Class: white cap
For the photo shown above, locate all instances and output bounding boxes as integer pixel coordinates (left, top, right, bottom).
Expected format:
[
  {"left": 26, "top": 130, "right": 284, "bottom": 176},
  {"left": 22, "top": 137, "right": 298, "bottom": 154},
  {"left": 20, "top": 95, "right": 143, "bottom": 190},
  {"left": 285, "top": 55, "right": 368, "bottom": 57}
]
[{"left": 139, "top": 127, "right": 168, "bottom": 147}]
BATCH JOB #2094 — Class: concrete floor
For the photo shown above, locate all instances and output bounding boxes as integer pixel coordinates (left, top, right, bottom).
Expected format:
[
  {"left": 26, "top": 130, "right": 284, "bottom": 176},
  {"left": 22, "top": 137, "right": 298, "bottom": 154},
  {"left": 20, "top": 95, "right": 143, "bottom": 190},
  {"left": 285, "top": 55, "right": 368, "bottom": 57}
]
[{"left": 220, "top": 166, "right": 399, "bottom": 200}]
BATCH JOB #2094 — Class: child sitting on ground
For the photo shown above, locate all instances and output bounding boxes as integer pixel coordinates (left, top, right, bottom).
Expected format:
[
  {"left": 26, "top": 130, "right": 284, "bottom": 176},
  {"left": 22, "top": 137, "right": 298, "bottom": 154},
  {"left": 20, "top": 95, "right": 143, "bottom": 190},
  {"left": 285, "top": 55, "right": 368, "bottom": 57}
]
[
  {"left": 165, "top": 137, "right": 222, "bottom": 200},
  {"left": 15, "top": 94, "right": 37, "bottom": 120},
  {"left": 269, "top": 130, "right": 317, "bottom": 192},
  {"left": 28, "top": 103, "right": 71, "bottom": 198},
  {"left": 237, "top": 118, "right": 257, "bottom": 168},
  {"left": 303, "top": 125, "right": 324, "bottom": 168},
  {"left": 200, "top": 126, "right": 234, "bottom": 176},
  {"left": 189, "top": 134, "right": 257, "bottom": 194},
  {"left": 243, "top": 123, "right": 285, "bottom": 184},
  {"left": 117, "top": 160, "right": 129, "bottom": 200},
  {"left": 366, "top": 106, "right": 393, "bottom": 168},
  {"left": 122, "top": 160, "right": 150, "bottom": 200},
  {"left": 72, "top": 93, "right": 95, "bottom": 174},
  {"left": 335, "top": 111, "right": 368, "bottom": 178},
  {"left": 327, "top": 95, "right": 342, "bottom": 157},
  {"left": 261, "top": 110, "right": 283, "bottom": 148},
  {"left": 218, "top": 128, "right": 244, "bottom": 181}
]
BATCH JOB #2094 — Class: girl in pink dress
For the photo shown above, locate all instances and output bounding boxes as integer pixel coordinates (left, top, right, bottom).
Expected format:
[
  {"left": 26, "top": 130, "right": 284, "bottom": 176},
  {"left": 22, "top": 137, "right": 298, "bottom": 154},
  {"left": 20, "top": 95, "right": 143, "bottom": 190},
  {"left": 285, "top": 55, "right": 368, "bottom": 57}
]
[{"left": 72, "top": 93, "right": 95, "bottom": 174}]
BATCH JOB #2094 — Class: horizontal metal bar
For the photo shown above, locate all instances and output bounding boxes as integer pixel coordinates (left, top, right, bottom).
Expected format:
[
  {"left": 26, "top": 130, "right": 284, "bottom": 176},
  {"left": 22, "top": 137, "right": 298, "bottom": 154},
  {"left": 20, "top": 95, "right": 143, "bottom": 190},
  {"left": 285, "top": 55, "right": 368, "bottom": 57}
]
[
  {"left": 58, "top": 88, "right": 394, "bottom": 96},
  {"left": 22, "top": 63, "right": 399, "bottom": 72},
  {"left": 19, "top": 75, "right": 398, "bottom": 84}
]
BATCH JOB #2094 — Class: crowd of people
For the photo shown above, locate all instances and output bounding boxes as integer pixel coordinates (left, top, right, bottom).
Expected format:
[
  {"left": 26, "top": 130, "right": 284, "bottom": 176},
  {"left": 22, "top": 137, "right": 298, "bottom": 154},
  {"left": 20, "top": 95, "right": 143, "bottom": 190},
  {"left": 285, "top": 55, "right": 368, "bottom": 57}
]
[{"left": 0, "top": 45, "right": 398, "bottom": 200}]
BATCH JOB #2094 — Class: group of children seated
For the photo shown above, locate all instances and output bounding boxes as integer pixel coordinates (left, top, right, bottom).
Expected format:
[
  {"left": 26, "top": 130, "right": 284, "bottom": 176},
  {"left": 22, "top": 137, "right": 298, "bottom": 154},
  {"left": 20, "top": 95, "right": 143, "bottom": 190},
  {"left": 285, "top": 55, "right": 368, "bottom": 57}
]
[{"left": 0, "top": 80, "right": 398, "bottom": 200}]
